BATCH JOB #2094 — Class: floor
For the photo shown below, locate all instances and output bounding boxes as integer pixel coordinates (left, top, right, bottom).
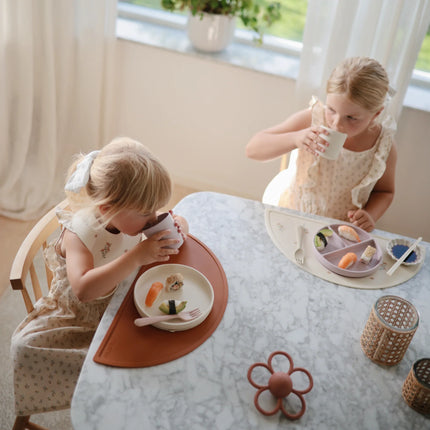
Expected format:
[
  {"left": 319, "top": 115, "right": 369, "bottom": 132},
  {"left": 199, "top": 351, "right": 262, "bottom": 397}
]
[{"left": 0, "top": 183, "right": 198, "bottom": 300}]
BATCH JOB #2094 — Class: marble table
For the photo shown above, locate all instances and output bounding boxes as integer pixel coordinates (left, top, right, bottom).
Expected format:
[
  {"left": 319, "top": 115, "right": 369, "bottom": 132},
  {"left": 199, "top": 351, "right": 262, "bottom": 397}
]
[{"left": 71, "top": 192, "right": 430, "bottom": 429}]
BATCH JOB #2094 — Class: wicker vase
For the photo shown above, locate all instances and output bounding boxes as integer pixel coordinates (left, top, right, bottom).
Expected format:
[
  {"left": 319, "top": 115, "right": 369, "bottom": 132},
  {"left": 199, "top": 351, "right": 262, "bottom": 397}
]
[
  {"left": 360, "top": 295, "right": 419, "bottom": 366},
  {"left": 402, "top": 358, "right": 430, "bottom": 415}
]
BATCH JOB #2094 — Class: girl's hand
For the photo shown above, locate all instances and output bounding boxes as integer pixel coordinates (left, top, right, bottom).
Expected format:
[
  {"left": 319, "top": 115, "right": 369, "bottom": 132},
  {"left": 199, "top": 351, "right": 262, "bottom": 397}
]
[
  {"left": 170, "top": 211, "right": 189, "bottom": 241},
  {"left": 295, "top": 126, "right": 329, "bottom": 156},
  {"left": 136, "top": 230, "right": 180, "bottom": 265},
  {"left": 347, "top": 209, "right": 375, "bottom": 232}
]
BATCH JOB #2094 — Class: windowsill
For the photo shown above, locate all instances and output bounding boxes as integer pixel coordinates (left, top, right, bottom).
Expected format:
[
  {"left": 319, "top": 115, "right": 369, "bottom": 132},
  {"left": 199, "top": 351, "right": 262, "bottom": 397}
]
[
  {"left": 116, "top": 16, "right": 430, "bottom": 113},
  {"left": 116, "top": 17, "right": 300, "bottom": 81}
]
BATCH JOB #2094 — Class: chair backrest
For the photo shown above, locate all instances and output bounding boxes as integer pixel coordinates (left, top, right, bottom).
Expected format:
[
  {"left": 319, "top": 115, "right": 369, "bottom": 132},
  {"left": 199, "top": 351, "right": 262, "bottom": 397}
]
[
  {"left": 262, "top": 152, "right": 293, "bottom": 205},
  {"left": 10, "top": 200, "right": 68, "bottom": 313},
  {"left": 279, "top": 153, "right": 289, "bottom": 171}
]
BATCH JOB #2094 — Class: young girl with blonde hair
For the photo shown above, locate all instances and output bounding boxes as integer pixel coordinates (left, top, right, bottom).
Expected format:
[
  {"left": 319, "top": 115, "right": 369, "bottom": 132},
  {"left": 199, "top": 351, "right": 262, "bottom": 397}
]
[
  {"left": 246, "top": 57, "right": 397, "bottom": 232},
  {"left": 11, "top": 137, "right": 189, "bottom": 417}
]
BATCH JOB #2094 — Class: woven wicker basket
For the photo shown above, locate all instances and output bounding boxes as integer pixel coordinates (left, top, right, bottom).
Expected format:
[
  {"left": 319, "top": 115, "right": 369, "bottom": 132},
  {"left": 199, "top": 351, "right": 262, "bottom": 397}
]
[
  {"left": 402, "top": 358, "right": 430, "bottom": 416},
  {"left": 360, "top": 295, "right": 419, "bottom": 366}
]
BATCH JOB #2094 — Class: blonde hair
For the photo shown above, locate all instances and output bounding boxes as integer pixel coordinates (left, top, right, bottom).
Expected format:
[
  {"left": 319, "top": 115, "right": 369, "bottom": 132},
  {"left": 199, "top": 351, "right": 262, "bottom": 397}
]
[
  {"left": 66, "top": 137, "right": 171, "bottom": 220},
  {"left": 326, "top": 57, "right": 389, "bottom": 114}
]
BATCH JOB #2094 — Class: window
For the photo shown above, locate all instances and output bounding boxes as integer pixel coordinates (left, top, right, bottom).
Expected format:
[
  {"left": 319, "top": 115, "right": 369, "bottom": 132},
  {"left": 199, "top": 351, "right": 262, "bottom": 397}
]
[
  {"left": 417, "top": 26, "right": 430, "bottom": 73},
  {"left": 118, "top": 0, "right": 306, "bottom": 57},
  {"left": 118, "top": 1, "right": 430, "bottom": 89}
]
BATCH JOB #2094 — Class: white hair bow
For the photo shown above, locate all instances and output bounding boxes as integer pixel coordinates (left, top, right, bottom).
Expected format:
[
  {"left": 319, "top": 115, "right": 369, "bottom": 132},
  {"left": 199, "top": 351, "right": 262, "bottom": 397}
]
[{"left": 65, "top": 150, "right": 100, "bottom": 193}]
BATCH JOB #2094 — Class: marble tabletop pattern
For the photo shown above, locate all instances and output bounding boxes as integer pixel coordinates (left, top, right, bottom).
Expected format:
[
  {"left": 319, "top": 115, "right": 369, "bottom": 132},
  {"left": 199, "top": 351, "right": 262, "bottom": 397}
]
[{"left": 71, "top": 192, "right": 430, "bottom": 430}]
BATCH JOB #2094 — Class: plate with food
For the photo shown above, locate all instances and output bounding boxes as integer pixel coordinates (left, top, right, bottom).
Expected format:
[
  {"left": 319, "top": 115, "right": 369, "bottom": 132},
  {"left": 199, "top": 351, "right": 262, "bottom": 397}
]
[
  {"left": 134, "top": 264, "right": 214, "bottom": 331},
  {"left": 313, "top": 224, "right": 382, "bottom": 278}
]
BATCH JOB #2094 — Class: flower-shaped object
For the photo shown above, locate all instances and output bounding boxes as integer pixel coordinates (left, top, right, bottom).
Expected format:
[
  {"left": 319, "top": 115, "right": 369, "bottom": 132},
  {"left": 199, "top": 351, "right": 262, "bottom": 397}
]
[{"left": 247, "top": 351, "right": 313, "bottom": 419}]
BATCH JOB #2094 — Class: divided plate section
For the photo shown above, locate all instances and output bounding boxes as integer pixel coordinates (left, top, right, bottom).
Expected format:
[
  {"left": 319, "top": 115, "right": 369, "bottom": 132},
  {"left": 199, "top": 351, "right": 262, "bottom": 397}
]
[
  {"left": 134, "top": 264, "right": 214, "bottom": 331},
  {"left": 313, "top": 224, "right": 382, "bottom": 278}
]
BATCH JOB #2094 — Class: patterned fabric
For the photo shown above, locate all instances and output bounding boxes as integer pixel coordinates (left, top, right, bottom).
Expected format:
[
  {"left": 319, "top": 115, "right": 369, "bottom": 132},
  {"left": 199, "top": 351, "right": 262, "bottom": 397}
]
[
  {"left": 278, "top": 98, "right": 395, "bottom": 221},
  {"left": 10, "top": 209, "right": 140, "bottom": 416}
]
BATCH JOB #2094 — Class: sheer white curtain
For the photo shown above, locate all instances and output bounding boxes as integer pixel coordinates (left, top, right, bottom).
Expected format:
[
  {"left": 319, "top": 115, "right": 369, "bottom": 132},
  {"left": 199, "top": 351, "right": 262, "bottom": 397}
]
[
  {"left": 0, "top": 0, "right": 117, "bottom": 220},
  {"left": 296, "top": 0, "right": 430, "bottom": 120}
]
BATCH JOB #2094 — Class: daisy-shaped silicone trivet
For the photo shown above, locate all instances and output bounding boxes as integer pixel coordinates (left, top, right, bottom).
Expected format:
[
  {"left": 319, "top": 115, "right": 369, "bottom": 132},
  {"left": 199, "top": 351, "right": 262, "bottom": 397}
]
[{"left": 247, "top": 351, "right": 313, "bottom": 419}]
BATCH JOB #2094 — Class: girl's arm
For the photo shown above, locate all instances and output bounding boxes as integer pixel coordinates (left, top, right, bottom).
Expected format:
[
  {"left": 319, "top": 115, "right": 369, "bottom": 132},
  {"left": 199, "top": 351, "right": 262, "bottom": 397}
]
[
  {"left": 63, "top": 229, "right": 179, "bottom": 302},
  {"left": 348, "top": 143, "right": 397, "bottom": 231},
  {"left": 245, "top": 109, "right": 326, "bottom": 161}
]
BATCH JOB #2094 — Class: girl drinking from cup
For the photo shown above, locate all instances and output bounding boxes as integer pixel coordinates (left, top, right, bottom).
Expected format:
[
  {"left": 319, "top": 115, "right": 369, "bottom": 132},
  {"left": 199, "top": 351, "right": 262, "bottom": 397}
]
[
  {"left": 246, "top": 57, "right": 397, "bottom": 232},
  {"left": 11, "top": 137, "right": 188, "bottom": 417}
]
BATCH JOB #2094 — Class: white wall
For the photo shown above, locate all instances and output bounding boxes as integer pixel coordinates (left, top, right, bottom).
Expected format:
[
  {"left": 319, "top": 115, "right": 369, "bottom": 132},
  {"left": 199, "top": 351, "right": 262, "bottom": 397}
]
[{"left": 113, "top": 39, "right": 430, "bottom": 241}]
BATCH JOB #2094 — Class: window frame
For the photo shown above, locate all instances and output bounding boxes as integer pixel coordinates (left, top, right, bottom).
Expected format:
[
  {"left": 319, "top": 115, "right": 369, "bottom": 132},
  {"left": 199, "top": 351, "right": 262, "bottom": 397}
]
[{"left": 117, "top": 2, "right": 430, "bottom": 91}]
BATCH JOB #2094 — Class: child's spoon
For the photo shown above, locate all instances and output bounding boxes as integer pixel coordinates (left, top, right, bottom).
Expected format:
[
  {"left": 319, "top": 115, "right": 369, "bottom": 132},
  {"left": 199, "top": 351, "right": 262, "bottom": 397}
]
[{"left": 134, "top": 308, "right": 201, "bottom": 327}]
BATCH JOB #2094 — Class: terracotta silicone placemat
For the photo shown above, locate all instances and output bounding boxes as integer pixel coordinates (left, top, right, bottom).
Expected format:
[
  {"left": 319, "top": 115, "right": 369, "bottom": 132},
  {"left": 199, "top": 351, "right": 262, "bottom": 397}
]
[
  {"left": 93, "top": 234, "right": 228, "bottom": 367},
  {"left": 265, "top": 208, "right": 425, "bottom": 289}
]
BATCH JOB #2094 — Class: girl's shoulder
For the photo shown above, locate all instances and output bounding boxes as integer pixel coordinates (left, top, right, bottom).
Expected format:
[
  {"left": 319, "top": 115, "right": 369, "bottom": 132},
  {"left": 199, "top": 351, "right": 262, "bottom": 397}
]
[
  {"left": 57, "top": 208, "right": 97, "bottom": 232},
  {"left": 57, "top": 209, "right": 101, "bottom": 252},
  {"left": 309, "top": 95, "right": 323, "bottom": 109},
  {"left": 344, "top": 124, "right": 393, "bottom": 155},
  {"left": 377, "top": 124, "right": 396, "bottom": 155}
]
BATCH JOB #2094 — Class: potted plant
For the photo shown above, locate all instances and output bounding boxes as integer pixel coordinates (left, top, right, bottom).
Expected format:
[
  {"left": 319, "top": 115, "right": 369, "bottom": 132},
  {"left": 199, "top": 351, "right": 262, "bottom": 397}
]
[{"left": 161, "top": 0, "right": 282, "bottom": 52}]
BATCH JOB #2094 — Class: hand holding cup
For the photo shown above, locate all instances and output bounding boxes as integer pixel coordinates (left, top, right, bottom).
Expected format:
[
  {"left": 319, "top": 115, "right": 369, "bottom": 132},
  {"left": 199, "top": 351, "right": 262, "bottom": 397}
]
[
  {"left": 316, "top": 126, "right": 347, "bottom": 160},
  {"left": 142, "top": 212, "right": 184, "bottom": 249}
]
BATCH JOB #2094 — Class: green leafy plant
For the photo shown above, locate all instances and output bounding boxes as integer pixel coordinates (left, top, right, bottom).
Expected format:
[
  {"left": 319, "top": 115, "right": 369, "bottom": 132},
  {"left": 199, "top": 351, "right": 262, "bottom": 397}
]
[{"left": 161, "top": 0, "right": 282, "bottom": 42}]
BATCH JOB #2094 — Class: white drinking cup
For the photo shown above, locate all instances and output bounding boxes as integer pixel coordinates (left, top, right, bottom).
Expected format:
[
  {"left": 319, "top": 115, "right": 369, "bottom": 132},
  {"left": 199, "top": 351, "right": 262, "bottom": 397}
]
[
  {"left": 141, "top": 212, "right": 184, "bottom": 249},
  {"left": 316, "top": 126, "right": 347, "bottom": 160}
]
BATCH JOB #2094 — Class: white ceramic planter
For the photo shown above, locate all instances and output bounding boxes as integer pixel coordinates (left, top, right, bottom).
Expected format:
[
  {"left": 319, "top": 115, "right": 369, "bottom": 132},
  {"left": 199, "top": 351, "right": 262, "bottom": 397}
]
[{"left": 187, "top": 12, "right": 236, "bottom": 53}]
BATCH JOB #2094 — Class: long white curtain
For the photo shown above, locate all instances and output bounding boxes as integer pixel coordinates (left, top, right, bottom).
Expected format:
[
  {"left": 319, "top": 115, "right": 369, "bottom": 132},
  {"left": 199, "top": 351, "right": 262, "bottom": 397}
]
[
  {"left": 296, "top": 0, "right": 430, "bottom": 120},
  {"left": 0, "top": 0, "right": 117, "bottom": 220}
]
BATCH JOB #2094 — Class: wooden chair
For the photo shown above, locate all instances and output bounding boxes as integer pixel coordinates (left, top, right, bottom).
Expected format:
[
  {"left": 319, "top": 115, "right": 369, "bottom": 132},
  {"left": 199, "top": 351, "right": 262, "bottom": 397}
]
[{"left": 10, "top": 200, "right": 67, "bottom": 430}]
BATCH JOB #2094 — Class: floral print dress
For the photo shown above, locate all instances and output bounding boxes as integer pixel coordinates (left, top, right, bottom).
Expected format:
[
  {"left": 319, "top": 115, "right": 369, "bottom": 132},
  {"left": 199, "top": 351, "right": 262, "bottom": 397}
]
[
  {"left": 278, "top": 98, "right": 396, "bottom": 221},
  {"left": 10, "top": 210, "right": 140, "bottom": 416}
]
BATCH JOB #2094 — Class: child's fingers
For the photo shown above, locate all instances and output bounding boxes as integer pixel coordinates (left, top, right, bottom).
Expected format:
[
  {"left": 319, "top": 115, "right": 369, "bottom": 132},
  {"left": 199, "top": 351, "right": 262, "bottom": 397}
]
[
  {"left": 174, "top": 223, "right": 186, "bottom": 240},
  {"left": 172, "top": 215, "right": 182, "bottom": 231},
  {"left": 151, "top": 242, "right": 179, "bottom": 261},
  {"left": 316, "top": 131, "right": 329, "bottom": 148},
  {"left": 354, "top": 210, "right": 368, "bottom": 222},
  {"left": 304, "top": 132, "right": 322, "bottom": 155},
  {"left": 160, "top": 238, "right": 181, "bottom": 249},
  {"left": 172, "top": 215, "right": 189, "bottom": 239},
  {"left": 148, "top": 229, "right": 170, "bottom": 240},
  {"left": 353, "top": 219, "right": 372, "bottom": 232},
  {"left": 349, "top": 209, "right": 375, "bottom": 232},
  {"left": 348, "top": 209, "right": 361, "bottom": 221},
  {"left": 317, "top": 126, "right": 330, "bottom": 136}
]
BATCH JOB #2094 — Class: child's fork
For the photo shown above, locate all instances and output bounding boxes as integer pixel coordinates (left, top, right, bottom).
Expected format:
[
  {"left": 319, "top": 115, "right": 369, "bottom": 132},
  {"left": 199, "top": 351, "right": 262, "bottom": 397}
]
[
  {"left": 294, "top": 224, "right": 305, "bottom": 265},
  {"left": 134, "top": 308, "right": 202, "bottom": 327}
]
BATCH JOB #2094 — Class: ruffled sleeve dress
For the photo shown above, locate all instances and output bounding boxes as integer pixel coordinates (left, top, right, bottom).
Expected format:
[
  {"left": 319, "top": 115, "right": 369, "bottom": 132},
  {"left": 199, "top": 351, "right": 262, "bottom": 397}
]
[
  {"left": 11, "top": 209, "right": 140, "bottom": 416},
  {"left": 278, "top": 98, "right": 395, "bottom": 221}
]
